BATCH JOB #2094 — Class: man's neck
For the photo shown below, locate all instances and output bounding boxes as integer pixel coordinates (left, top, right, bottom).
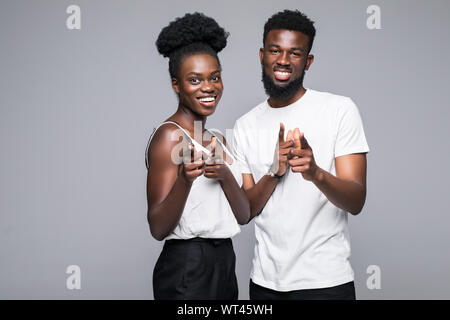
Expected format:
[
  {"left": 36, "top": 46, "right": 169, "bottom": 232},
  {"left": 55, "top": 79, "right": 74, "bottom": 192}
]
[{"left": 267, "top": 86, "right": 307, "bottom": 108}]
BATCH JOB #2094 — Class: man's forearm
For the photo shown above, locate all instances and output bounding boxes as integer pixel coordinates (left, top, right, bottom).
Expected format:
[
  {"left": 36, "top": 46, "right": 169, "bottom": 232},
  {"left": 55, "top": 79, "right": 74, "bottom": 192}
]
[
  {"left": 244, "top": 175, "right": 279, "bottom": 222},
  {"left": 312, "top": 167, "right": 366, "bottom": 215}
]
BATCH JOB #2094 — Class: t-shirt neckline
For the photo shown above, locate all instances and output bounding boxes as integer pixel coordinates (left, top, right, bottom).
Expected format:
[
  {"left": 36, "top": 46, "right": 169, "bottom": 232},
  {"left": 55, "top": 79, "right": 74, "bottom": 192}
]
[{"left": 264, "top": 88, "right": 313, "bottom": 111}]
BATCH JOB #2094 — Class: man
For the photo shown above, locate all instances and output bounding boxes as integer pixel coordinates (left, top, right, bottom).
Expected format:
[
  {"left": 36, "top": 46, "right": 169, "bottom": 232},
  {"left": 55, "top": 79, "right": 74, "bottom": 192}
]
[{"left": 232, "top": 10, "right": 370, "bottom": 300}]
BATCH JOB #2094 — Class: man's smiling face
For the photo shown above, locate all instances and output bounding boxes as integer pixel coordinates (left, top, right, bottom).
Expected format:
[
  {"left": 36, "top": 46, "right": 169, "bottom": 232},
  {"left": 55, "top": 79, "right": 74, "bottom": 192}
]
[{"left": 260, "top": 29, "right": 314, "bottom": 101}]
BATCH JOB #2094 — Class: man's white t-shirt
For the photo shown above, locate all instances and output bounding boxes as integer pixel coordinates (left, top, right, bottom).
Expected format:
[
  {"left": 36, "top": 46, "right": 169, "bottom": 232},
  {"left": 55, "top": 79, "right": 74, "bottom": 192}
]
[{"left": 232, "top": 88, "right": 370, "bottom": 291}]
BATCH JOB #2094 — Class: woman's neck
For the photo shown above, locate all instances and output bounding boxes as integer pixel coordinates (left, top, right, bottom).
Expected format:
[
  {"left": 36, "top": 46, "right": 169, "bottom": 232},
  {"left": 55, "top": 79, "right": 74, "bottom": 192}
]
[{"left": 168, "top": 105, "right": 207, "bottom": 137}]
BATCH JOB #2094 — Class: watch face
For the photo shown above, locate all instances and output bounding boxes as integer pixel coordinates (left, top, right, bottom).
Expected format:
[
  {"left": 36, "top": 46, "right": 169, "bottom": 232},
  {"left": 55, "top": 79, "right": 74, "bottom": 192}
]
[{"left": 268, "top": 171, "right": 280, "bottom": 178}]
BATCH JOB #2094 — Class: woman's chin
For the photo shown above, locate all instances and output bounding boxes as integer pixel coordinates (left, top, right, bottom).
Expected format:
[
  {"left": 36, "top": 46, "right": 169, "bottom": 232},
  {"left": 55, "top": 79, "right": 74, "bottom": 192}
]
[{"left": 197, "top": 106, "right": 217, "bottom": 116}]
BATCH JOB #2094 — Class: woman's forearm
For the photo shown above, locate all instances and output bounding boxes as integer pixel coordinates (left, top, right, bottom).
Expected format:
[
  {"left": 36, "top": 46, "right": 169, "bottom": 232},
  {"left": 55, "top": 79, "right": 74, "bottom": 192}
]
[{"left": 219, "top": 169, "right": 251, "bottom": 225}]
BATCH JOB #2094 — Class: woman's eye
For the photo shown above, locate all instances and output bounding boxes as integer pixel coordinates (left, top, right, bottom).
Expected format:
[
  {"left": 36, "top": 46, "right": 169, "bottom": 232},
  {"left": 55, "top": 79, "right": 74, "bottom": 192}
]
[{"left": 189, "top": 78, "right": 200, "bottom": 84}]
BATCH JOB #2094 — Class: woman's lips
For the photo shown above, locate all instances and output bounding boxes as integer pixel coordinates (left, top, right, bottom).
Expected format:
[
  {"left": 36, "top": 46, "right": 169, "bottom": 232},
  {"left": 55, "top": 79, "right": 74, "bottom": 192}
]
[
  {"left": 197, "top": 95, "right": 217, "bottom": 107},
  {"left": 274, "top": 70, "right": 291, "bottom": 81}
]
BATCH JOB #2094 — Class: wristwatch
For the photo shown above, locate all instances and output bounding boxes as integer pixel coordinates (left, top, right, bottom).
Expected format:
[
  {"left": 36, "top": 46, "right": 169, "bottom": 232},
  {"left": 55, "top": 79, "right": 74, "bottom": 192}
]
[{"left": 268, "top": 169, "right": 284, "bottom": 179}]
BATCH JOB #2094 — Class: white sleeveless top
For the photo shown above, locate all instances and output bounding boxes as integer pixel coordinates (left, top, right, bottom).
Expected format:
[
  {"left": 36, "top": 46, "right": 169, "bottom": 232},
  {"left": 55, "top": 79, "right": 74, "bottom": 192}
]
[{"left": 145, "top": 121, "right": 241, "bottom": 240}]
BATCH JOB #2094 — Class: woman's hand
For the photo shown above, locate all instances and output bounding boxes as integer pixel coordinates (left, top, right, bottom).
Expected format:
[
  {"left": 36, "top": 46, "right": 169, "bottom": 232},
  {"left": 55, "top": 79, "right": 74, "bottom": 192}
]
[
  {"left": 204, "top": 137, "right": 231, "bottom": 181},
  {"left": 179, "top": 143, "right": 205, "bottom": 184}
]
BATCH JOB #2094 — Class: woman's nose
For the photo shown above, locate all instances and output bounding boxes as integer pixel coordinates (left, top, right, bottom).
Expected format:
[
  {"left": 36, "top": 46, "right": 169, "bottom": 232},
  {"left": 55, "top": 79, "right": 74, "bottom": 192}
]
[{"left": 201, "top": 81, "right": 214, "bottom": 92}]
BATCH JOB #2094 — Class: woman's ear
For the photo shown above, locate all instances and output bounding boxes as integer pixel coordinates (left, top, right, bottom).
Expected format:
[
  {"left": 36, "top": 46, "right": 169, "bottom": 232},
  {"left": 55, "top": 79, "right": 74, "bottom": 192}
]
[{"left": 171, "top": 78, "right": 180, "bottom": 94}]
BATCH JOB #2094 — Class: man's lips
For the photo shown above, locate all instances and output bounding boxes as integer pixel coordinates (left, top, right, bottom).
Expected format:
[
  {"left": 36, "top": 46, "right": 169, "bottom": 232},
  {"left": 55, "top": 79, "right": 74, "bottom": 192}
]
[
  {"left": 197, "top": 95, "right": 217, "bottom": 107},
  {"left": 274, "top": 70, "right": 292, "bottom": 81}
]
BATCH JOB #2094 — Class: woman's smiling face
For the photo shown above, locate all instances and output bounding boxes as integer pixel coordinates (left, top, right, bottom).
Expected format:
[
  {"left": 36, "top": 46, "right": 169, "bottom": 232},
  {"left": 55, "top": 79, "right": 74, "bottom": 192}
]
[{"left": 172, "top": 53, "right": 223, "bottom": 117}]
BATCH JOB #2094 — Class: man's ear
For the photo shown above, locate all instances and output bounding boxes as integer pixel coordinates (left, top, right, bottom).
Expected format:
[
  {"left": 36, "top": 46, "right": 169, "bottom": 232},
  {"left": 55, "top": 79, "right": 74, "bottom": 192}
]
[
  {"left": 171, "top": 77, "right": 179, "bottom": 94},
  {"left": 259, "top": 48, "right": 264, "bottom": 65},
  {"left": 305, "top": 54, "right": 314, "bottom": 71}
]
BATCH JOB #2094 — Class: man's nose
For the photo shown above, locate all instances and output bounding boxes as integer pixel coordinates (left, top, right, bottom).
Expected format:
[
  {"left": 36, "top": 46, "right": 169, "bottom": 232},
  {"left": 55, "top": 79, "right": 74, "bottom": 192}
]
[{"left": 277, "top": 52, "right": 290, "bottom": 66}]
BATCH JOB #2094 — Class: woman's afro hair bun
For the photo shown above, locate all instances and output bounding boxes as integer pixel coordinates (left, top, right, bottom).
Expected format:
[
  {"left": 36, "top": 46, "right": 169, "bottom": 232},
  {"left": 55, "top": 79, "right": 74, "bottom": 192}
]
[{"left": 156, "top": 12, "right": 229, "bottom": 58}]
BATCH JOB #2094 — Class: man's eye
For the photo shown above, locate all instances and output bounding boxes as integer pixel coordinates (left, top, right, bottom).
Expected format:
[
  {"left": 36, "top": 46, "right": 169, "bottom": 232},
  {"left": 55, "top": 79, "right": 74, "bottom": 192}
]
[
  {"left": 189, "top": 78, "right": 200, "bottom": 84},
  {"left": 291, "top": 52, "right": 301, "bottom": 56},
  {"left": 270, "top": 49, "right": 279, "bottom": 54},
  {"left": 211, "top": 76, "right": 221, "bottom": 82}
]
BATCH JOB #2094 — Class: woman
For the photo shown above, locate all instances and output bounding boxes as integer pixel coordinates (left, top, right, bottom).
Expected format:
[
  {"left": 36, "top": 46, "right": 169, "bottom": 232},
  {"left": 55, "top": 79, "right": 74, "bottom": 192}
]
[{"left": 145, "top": 13, "right": 250, "bottom": 300}]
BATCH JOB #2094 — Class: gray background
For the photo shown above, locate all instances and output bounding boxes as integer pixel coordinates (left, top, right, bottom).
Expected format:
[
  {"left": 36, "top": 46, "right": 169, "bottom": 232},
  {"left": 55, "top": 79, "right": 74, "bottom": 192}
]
[{"left": 1, "top": 0, "right": 449, "bottom": 299}]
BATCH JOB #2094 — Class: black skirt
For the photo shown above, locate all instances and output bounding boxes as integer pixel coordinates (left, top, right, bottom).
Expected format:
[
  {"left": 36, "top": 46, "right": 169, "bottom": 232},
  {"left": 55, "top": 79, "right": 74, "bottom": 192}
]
[{"left": 153, "top": 237, "right": 238, "bottom": 300}]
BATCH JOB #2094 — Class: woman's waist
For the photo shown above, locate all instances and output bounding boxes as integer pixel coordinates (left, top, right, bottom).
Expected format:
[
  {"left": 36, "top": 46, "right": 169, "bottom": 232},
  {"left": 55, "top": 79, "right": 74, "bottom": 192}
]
[{"left": 165, "top": 237, "right": 232, "bottom": 247}]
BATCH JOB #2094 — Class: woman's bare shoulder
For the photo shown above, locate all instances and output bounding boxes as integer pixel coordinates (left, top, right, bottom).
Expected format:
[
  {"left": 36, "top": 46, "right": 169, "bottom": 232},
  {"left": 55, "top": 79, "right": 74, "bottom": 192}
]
[{"left": 147, "top": 123, "right": 185, "bottom": 166}]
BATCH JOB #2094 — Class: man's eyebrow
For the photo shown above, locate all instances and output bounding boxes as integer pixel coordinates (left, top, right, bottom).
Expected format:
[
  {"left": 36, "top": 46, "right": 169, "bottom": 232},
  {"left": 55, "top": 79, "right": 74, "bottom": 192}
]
[
  {"left": 291, "top": 47, "right": 306, "bottom": 53},
  {"left": 268, "top": 44, "right": 306, "bottom": 52}
]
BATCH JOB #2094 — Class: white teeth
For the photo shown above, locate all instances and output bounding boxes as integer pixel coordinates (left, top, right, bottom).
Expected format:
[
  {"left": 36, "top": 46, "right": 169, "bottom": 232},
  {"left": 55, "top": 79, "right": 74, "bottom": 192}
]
[
  {"left": 275, "top": 71, "right": 290, "bottom": 76},
  {"left": 199, "top": 97, "right": 215, "bottom": 102}
]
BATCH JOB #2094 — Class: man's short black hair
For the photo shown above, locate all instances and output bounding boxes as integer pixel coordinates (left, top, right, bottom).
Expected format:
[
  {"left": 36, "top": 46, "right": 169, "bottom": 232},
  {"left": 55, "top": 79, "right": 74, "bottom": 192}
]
[{"left": 263, "top": 10, "right": 316, "bottom": 53}]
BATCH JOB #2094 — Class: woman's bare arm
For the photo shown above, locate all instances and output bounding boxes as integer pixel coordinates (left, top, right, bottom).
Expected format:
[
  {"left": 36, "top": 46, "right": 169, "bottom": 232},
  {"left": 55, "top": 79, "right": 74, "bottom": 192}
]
[{"left": 146, "top": 125, "right": 204, "bottom": 240}]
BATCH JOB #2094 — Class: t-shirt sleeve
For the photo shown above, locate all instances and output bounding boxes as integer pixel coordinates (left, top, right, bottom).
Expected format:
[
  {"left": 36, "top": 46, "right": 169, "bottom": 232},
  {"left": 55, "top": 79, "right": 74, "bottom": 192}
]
[
  {"left": 334, "top": 97, "right": 370, "bottom": 158},
  {"left": 231, "top": 120, "right": 252, "bottom": 174}
]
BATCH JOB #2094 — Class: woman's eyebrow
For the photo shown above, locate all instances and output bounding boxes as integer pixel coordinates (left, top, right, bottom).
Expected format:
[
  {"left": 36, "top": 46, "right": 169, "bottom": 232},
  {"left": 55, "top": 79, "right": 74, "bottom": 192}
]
[{"left": 186, "top": 70, "right": 221, "bottom": 76}]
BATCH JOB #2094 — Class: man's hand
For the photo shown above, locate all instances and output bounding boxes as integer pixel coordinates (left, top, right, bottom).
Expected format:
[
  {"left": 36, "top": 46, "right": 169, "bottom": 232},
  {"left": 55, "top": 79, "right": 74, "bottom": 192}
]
[
  {"left": 288, "top": 129, "right": 319, "bottom": 181},
  {"left": 204, "top": 137, "right": 231, "bottom": 181},
  {"left": 270, "top": 123, "right": 295, "bottom": 176}
]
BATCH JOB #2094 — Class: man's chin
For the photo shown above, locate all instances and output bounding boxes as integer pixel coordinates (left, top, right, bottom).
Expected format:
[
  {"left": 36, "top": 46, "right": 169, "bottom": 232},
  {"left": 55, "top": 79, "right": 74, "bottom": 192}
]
[
  {"left": 272, "top": 79, "right": 291, "bottom": 87},
  {"left": 262, "top": 70, "right": 304, "bottom": 100}
]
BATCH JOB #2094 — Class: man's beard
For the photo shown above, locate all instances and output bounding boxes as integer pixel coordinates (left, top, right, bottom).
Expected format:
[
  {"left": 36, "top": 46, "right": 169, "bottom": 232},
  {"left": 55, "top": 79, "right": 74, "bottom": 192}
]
[{"left": 261, "top": 65, "right": 304, "bottom": 101}]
